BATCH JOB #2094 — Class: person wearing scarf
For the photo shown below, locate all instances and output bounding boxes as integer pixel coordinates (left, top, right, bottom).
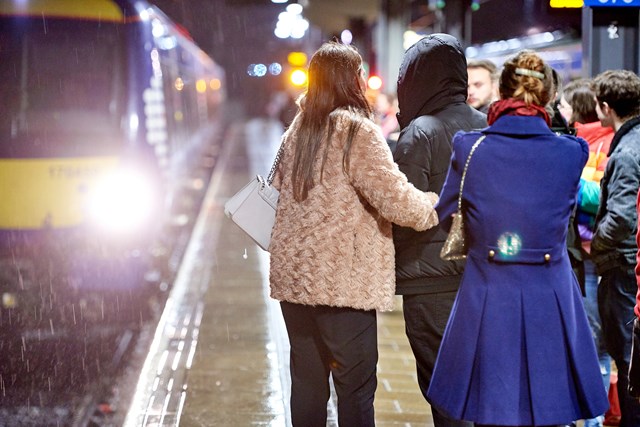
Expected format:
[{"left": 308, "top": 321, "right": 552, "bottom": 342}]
[{"left": 426, "top": 49, "right": 608, "bottom": 426}]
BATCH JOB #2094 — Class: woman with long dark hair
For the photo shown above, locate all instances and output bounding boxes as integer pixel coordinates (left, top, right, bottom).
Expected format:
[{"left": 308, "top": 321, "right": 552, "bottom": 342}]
[{"left": 268, "top": 42, "right": 439, "bottom": 426}]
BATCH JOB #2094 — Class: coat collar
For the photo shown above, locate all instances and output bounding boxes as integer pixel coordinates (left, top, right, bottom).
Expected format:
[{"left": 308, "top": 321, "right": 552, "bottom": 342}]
[
  {"left": 483, "top": 115, "right": 556, "bottom": 136},
  {"left": 609, "top": 116, "right": 640, "bottom": 156}
]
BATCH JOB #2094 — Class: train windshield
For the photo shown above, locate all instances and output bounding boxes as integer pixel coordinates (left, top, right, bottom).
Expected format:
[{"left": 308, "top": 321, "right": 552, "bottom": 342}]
[{"left": 0, "top": 18, "right": 125, "bottom": 151}]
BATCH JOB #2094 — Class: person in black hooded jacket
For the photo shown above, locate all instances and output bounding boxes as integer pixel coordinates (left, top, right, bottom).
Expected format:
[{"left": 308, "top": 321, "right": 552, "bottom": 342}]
[{"left": 393, "top": 33, "right": 486, "bottom": 427}]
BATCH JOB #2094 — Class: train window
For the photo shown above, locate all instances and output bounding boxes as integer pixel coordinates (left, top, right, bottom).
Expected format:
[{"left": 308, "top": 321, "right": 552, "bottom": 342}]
[{"left": 0, "top": 19, "right": 125, "bottom": 148}]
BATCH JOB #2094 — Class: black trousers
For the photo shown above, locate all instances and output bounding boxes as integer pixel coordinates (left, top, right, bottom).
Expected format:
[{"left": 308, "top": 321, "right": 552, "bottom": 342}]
[
  {"left": 403, "top": 291, "right": 473, "bottom": 427},
  {"left": 280, "top": 301, "right": 378, "bottom": 427}
]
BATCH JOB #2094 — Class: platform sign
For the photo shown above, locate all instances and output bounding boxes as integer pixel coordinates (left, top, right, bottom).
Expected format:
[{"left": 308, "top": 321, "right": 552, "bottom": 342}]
[
  {"left": 584, "top": 0, "right": 640, "bottom": 6},
  {"left": 550, "top": 0, "right": 583, "bottom": 6}
]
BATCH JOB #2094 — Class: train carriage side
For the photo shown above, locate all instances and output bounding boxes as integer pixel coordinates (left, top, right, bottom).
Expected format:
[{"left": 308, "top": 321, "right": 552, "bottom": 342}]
[{"left": 0, "top": 0, "right": 225, "bottom": 329}]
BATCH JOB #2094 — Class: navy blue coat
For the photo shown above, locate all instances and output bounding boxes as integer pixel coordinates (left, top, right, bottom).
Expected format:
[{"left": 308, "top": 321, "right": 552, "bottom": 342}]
[{"left": 427, "top": 115, "right": 609, "bottom": 425}]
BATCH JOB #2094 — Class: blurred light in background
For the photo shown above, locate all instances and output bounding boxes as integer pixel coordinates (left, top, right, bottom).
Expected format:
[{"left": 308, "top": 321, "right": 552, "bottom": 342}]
[
  {"left": 341, "top": 29, "right": 353, "bottom": 45},
  {"left": 367, "top": 75, "right": 382, "bottom": 91},
  {"left": 151, "top": 18, "right": 167, "bottom": 38},
  {"left": 403, "top": 30, "right": 424, "bottom": 50},
  {"left": 254, "top": 63, "right": 267, "bottom": 76},
  {"left": 174, "top": 77, "right": 184, "bottom": 91},
  {"left": 269, "top": 62, "right": 283, "bottom": 75},
  {"left": 287, "top": 51, "right": 307, "bottom": 67},
  {"left": 466, "top": 31, "right": 560, "bottom": 58},
  {"left": 290, "top": 69, "right": 307, "bottom": 86},
  {"left": 286, "top": 3, "right": 303, "bottom": 14},
  {"left": 196, "top": 79, "right": 207, "bottom": 93},
  {"left": 274, "top": 3, "right": 309, "bottom": 39},
  {"left": 247, "top": 63, "right": 268, "bottom": 77},
  {"left": 550, "top": 0, "right": 583, "bottom": 7},
  {"left": 209, "top": 78, "right": 221, "bottom": 90}
]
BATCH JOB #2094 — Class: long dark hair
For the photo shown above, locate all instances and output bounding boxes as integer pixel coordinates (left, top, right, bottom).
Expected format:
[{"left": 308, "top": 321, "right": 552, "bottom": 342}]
[{"left": 291, "top": 42, "right": 373, "bottom": 201}]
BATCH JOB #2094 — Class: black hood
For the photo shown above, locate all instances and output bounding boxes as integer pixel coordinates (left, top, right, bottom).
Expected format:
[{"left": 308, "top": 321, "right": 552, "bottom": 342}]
[{"left": 396, "top": 33, "right": 468, "bottom": 129}]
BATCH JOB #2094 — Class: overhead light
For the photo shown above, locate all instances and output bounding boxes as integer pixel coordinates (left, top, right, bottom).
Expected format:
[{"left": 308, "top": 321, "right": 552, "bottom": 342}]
[
  {"left": 287, "top": 3, "right": 303, "bottom": 14},
  {"left": 271, "top": 0, "right": 287, "bottom": 3},
  {"left": 274, "top": 5, "right": 308, "bottom": 39},
  {"left": 341, "top": 29, "right": 353, "bottom": 45}
]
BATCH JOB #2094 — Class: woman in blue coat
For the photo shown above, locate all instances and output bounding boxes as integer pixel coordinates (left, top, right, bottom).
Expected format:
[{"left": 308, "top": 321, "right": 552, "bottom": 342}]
[{"left": 427, "top": 50, "right": 609, "bottom": 426}]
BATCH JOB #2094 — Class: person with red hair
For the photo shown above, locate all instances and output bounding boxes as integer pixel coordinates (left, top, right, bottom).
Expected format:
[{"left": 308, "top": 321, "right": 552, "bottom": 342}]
[{"left": 427, "top": 49, "right": 608, "bottom": 426}]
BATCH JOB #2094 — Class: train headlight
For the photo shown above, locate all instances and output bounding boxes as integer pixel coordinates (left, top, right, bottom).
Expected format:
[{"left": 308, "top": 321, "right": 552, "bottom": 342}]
[{"left": 87, "top": 170, "right": 156, "bottom": 234}]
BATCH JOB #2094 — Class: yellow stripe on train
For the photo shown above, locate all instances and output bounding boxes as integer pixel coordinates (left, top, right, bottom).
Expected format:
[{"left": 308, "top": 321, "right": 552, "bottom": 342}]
[
  {"left": 0, "top": 0, "right": 124, "bottom": 22},
  {"left": 0, "top": 157, "right": 119, "bottom": 230}
]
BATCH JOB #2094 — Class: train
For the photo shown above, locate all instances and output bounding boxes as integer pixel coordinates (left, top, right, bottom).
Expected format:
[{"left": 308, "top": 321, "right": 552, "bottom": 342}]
[
  {"left": 465, "top": 31, "right": 583, "bottom": 85},
  {"left": 0, "top": 0, "right": 225, "bottom": 419},
  {"left": 0, "top": 0, "right": 225, "bottom": 304}
]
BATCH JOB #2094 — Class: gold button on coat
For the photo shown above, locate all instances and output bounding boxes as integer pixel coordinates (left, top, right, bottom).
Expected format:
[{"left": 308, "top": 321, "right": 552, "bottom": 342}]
[
  {"left": 544, "top": 254, "right": 551, "bottom": 262},
  {"left": 489, "top": 250, "right": 495, "bottom": 258}
]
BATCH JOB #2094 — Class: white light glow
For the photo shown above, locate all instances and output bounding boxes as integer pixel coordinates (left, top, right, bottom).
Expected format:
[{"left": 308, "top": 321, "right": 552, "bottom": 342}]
[
  {"left": 275, "top": 7, "right": 308, "bottom": 39},
  {"left": 87, "top": 169, "right": 156, "bottom": 234},
  {"left": 290, "top": 20, "right": 308, "bottom": 39},
  {"left": 274, "top": 26, "right": 290, "bottom": 39},
  {"left": 278, "top": 11, "right": 294, "bottom": 23},
  {"left": 341, "top": 29, "right": 353, "bottom": 45},
  {"left": 157, "top": 36, "right": 177, "bottom": 50},
  {"left": 286, "top": 3, "right": 303, "bottom": 14},
  {"left": 129, "top": 114, "right": 139, "bottom": 133},
  {"left": 151, "top": 19, "right": 166, "bottom": 38},
  {"left": 403, "top": 31, "right": 424, "bottom": 50},
  {"left": 269, "top": 63, "right": 282, "bottom": 75},
  {"left": 254, "top": 63, "right": 267, "bottom": 77}
]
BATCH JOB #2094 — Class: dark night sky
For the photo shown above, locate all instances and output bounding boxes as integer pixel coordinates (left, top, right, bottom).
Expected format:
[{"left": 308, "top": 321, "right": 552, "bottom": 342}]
[
  {"left": 150, "top": 0, "right": 299, "bottom": 99},
  {"left": 147, "top": 0, "right": 583, "bottom": 102}
]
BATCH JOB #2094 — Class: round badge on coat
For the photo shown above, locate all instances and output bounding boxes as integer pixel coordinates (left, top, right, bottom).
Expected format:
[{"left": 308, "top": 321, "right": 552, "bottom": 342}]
[{"left": 497, "top": 232, "right": 522, "bottom": 256}]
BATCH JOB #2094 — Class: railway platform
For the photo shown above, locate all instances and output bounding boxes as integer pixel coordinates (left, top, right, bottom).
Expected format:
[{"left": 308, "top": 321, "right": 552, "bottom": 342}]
[{"left": 122, "top": 115, "right": 434, "bottom": 426}]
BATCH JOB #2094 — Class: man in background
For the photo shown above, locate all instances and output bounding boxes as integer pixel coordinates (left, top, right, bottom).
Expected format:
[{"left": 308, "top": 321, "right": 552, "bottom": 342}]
[
  {"left": 591, "top": 69, "right": 640, "bottom": 427},
  {"left": 466, "top": 59, "right": 498, "bottom": 114}
]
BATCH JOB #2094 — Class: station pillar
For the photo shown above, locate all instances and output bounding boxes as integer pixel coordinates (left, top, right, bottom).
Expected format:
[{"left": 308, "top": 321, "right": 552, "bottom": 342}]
[
  {"left": 582, "top": 5, "right": 640, "bottom": 77},
  {"left": 375, "top": 0, "right": 409, "bottom": 95}
]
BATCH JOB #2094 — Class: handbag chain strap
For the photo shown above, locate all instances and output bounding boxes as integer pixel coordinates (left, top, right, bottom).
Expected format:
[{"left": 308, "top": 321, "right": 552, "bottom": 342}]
[
  {"left": 457, "top": 135, "right": 486, "bottom": 211},
  {"left": 266, "top": 142, "right": 286, "bottom": 185}
]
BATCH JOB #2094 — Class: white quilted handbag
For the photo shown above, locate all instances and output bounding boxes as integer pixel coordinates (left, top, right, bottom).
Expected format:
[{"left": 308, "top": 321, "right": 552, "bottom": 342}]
[
  {"left": 224, "top": 144, "right": 283, "bottom": 251},
  {"left": 224, "top": 175, "right": 279, "bottom": 251}
]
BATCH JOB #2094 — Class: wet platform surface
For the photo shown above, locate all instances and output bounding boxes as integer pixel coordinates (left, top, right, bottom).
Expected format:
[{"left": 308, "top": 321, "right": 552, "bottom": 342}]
[{"left": 124, "top": 116, "right": 435, "bottom": 426}]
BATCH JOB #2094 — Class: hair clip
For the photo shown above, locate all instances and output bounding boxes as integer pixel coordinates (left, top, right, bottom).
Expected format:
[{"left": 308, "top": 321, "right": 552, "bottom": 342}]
[{"left": 515, "top": 68, "right": 545, "bottom": 79}]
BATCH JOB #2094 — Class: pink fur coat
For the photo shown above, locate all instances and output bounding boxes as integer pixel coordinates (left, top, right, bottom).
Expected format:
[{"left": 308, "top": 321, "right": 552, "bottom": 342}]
[{"left": 269, "top": 110, "right": 438, "bottom": 312}]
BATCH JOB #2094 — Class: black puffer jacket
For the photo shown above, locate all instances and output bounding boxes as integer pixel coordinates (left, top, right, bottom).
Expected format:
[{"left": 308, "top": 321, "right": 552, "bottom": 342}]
[{"left": 393, "top": 34, "right": 487, "bottom": 295}]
